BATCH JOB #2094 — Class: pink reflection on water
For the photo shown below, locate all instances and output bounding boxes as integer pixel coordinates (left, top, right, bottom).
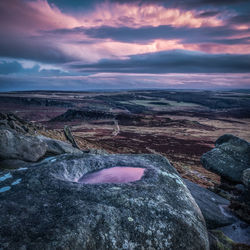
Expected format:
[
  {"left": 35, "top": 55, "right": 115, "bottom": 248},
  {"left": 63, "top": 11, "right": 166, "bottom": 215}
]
[{"left": 78, "top": 167, "right": 145, "bottom": 184}]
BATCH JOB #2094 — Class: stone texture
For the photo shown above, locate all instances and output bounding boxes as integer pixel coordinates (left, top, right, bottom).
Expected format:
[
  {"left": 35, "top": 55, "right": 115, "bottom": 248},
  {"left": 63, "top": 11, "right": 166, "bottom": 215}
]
[
  {"left": 0, "top": 112, "right": 35, "bottom": 134},
  {"left": 37, "top": 135, "right": 83, "bottom": 155},
  {"left": 0, "top": 129, "right": 47, "bottom": 162},
  {"left": 184, "top": 179, "right": 235, "bottom": 229},
  {"left": 0, "top": 154, "right": 209, "bottom": 250},
  {"left": 201, "top": 134, "right": 250, "bottom": 182},
  {"left": 0, "top": 159, "right": 33, "bottom": 170},
  {"left": 242, "top": 168, "right": 250, "bottom": 189}
]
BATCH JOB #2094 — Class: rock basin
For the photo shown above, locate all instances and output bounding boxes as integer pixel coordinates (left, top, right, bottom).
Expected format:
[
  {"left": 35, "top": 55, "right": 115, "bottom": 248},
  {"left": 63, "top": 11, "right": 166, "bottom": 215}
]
[
  {"left": 0, "top": 154, "right": 209, "bottom": 250},
  {"left": 78, "top": 166, "right": 145, "bottom": 184}
]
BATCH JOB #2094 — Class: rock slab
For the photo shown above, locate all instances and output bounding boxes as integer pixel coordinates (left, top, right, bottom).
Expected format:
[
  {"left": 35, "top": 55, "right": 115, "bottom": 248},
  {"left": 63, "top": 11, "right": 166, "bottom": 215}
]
[
  {"left": 37, "top": 135, "right": 83, "bottom": 155},
  {"left": 0, "top": 129, "right": 47, "bottom": 162},
  {"left": 201, "top": 134, "right": 250, "bottom": 182},
  {"left": 184, "top": 179, "right": 236, "bottom": 229},
  {"left": 0, "top": 154, "right": 209, "bottom": 250}
]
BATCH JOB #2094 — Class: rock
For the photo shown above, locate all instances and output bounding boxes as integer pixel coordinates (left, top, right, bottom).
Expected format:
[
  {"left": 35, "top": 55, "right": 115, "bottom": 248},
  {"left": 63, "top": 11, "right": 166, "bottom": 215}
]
[
  {"left": 63, "top": 125, "right": 80, "bottom": 149},
  {"left": 208, "top": 230, "right": 250, "bottom": 250},
  {"left": 0, "top": 129, "right": 47, "bottom": 162},
  {"left": 242, "top": 168, "right": 250, "bottom": 189},
  {"left": 0, "top": 154, "right": 209, "bottom": 249},
  {"left": 208, "top": 230, "right": 234, "bottom": 250},
  {"left": 85, "top": 148, "right": 109, "bottom": 154},
  {"left": 0, "top": 112, "right": 39, "bottom": 134},
  {"left": 0, "top": 159, "right": 33, "bottom": 170},
  {"left": 229, "top": 169, "right": 250, "bottom": 222},
  {"left": 218, "top": 220, "right": 250, "bottom": 245},
  {"left": 229, "top": 199, "right": 250, "bottom": 224},
  {"left": 36, "top": 135, "right": 83, "bottom": 155},
  {"left": 201, "top": 134, "right": 250, "bottom": 182},
  {"left": 235, "top": 184, "right": 245, "bottom": 193},
  {"left": 184, "top": 179, "right": 236, "bottom": 229}
]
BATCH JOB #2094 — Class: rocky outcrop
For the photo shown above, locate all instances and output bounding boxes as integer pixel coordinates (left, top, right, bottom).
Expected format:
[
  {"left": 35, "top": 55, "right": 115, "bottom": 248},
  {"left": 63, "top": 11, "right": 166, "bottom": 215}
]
[
  {"left": 0, "top": 129, "right": 47, "bottom": 162},
  {"left": 184, "top": 179, "right": 235, "bottom": 229},
  {"left": 37, "top": 135, "right": 83, "bottom": 155},
  {"left": 0, "top": 112, "right": 40, "bottom": 134},
  {"left": 50, "top": 109, "right": 114, "bottom": 122},
  {"left": 201, "top": 134, "right": 250, "bottom": 182},
  {"left": 0, "top": 112, "right": 84, "bottom": 166},
  {"left": 0, "top": 154, "right": 209, "bottom": 250},
  {"left": 0, "top": 96, "right": 74, "bottom": 108}
]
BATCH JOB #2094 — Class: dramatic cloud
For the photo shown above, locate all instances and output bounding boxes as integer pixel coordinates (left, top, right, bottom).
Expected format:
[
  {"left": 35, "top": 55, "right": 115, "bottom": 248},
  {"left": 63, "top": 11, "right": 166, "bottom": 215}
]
[
  {"left": 0, "top": 0, "right": 250, "bottom": 91},
  {"left": 72, "top": 25, "right": 249, "bottom": 44},
  {"left": 70, "top": 50, "right": 250, "bottom": 74},
  {"left": 0, "top": 60, "right": 68, "bottom": 76}
]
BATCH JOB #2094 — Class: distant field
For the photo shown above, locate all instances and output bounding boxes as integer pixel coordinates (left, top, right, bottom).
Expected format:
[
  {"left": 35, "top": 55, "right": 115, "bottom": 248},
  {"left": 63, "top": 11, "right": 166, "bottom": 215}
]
[{"left": 1, "top": 89, "right": 250, "bottom": 187}]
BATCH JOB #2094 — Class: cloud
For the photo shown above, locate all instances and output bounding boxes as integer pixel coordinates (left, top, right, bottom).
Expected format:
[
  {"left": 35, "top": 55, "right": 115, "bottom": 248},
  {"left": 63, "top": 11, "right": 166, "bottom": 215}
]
[
  {"left": 0, "top": 0, "right": 250, "bottom": 91},
  {"left": 51, "top": 24, "right": 250, "bottom": 55},
  {"left": 80, "top": 25, "right": 249, "bottom": 44},
  {"left": 0, "top": 0, "right": 79, "bottom": 64},
  {"left": 229, "top": 14, "right": 250, "bottom": 25},
  {"left": 0, "top": 37, "right": 76, "bottom": 64},
  {"left": 70, "top": 50, "right": 250, "bottom": 74},
  {"left": 0, "top": 59, "right": 68, "bottom": 76},
  {"left": 1, "top": 73, "right": 250, "bottom": 92},
  {"left": 119, "top": 0, "right": 250, "bottom": 8},
  {"left": 172, "top": 0, "right": 250, "bottom": 8},
  {"left": 0, "top": 0, "right": 249, "bottom": 65},
  {"left": 197, "top": 11, "right": 221, "bottom": 17},
  {"left": 0, "top": 61, "right": 23, "bottom": 75}
]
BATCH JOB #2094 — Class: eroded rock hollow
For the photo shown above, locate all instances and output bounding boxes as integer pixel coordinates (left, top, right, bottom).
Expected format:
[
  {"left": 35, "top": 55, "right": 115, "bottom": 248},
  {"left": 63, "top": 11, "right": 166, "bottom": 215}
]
[{"left": 0, "top": 154, "right": 209, "bottom": 250}]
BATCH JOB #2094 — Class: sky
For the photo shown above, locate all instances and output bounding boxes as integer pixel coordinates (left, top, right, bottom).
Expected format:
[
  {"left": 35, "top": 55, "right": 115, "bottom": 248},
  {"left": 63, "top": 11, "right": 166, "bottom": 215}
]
[{"left": 0, "top": 0, "right": 250, "bottom": 91}]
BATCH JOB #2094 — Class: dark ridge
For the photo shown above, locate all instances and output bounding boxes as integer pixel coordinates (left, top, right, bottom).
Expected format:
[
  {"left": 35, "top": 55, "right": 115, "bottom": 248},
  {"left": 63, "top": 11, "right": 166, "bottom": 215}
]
[
  {"left": 0, "top": 96, "right": 74, "bottom": 108},
  {"left": 50, "top": 109, "right": 115, "bottom": 122}
]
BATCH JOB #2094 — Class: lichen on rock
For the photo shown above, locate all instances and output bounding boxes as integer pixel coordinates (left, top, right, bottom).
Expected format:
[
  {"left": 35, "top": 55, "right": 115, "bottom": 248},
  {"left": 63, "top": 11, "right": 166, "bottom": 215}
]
[{"left": 0, "top": 153, "right": 209, "bottom": 249}]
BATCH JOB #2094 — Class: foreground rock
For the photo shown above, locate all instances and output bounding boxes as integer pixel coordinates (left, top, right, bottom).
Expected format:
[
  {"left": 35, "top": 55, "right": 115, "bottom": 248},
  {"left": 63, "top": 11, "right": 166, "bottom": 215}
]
[
  {"left": 0, "top": 159, "right": 34, "bottom": 170},
  {"left": 0, "top": 154, "right": 209, "bottom": 250},
  {"left": 184, "top": 179, "right": 235, "bottom": 229},
  {"left": 37, "top": 135, "right": 83, "bottom": 155},
  {"left": 209, "top": 230, "right": 250, "bottom": 250},
  {"left": 0, "top": 129, "right": 47, "bottom": 162},
  {"left": 201, "top": 134, "right": 250, "bottom": 183}
]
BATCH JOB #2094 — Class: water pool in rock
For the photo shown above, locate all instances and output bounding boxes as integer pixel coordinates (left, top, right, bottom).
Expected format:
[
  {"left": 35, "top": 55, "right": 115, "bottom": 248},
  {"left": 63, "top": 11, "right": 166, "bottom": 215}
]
[{"left": 78, "top": 166, "right": 145, "bottom": 184}]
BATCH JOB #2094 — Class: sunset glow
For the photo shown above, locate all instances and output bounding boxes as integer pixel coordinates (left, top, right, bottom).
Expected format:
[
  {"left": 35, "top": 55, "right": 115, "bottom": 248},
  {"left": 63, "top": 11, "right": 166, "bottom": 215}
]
[{"left": 0, "top": 0, "right": 249, "bottom": 91}]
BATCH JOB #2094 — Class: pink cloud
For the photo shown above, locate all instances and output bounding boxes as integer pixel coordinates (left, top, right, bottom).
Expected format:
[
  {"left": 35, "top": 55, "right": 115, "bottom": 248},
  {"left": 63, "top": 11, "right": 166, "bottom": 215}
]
[
  {"left": 80, "top": 2, "right": 223, "bottom": 28},
  {"left": 0, "top": 0, "right": 249, "bottom": 66},
  {"left": 0, "top": 0, "right": 79, "bottom": 34}
]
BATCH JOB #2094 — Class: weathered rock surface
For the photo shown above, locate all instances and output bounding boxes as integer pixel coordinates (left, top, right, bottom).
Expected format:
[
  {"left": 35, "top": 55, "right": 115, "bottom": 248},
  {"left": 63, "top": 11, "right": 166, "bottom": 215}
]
[
  {"left": 0, "top": 154, "right": 209, "bottom": 250},
  {"left": 184, "top": 179, "right": 236, "bottom": 229},
  {"left": 0, "top": 129, "right": 47, "bottom": 162},
  {"left": 0, "top": 112, "right": 41, "bottom": 134},
  {"left": 208, "top": 230, "right": 250, "bottom": 250},
  {"left": 201, "top": 134, "right": 250, "bottom": 182},
  {"left": 37, "top": 135, "right": 83, "bottom": 155},
  {"left": 242, "top": 168, "right": 250, "bottom": 189},
  {"left": 0, "top": 159, "right": 33, "bottom": 170}
]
